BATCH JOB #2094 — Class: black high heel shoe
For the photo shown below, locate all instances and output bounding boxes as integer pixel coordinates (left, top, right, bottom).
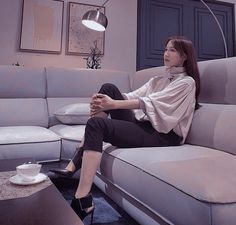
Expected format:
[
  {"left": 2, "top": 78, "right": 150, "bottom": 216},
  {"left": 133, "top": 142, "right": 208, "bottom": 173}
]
[
  {"left": 49, "top": 168, "right": 74, "bottom": 177},
  {"left": 71, "top": 193, "right": 95, "bottom": 224},
  {"left": 50, "top": 146, "right": 84, "bottom": 177}
]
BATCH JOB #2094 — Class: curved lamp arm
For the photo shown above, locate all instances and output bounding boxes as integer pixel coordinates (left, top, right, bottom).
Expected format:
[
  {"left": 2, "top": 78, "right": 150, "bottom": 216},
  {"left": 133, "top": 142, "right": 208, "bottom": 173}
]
[
  {"left": 200, "top": 0, "right": 228, "bottom": 58},
  {"left": 101, "top": 0, "right": 109, "bottom": 8}
]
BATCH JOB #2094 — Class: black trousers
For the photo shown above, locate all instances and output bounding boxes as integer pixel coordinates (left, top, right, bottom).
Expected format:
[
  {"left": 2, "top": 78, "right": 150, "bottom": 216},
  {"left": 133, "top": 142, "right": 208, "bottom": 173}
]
[{"left": 83, "top": 83, "right": 181, "bottom": 152}]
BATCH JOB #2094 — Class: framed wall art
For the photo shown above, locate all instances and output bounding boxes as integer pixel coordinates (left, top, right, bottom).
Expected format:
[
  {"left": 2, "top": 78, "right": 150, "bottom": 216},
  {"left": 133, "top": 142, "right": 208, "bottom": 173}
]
[
  {"left": 19, "top": 0, "right": 64, "bottom": 54},
  {"left": 66, "top": 2, "right": 105, "bottom": 56}
]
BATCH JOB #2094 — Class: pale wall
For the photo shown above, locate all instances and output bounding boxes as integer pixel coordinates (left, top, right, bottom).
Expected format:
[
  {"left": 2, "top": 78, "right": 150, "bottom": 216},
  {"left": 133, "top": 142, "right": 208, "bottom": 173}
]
[
  {"left": 0, "top": 0, "right": 235, "bottom": 74},
  {"left": 0, "top": 0, "right": 137, "bottom": 74}
]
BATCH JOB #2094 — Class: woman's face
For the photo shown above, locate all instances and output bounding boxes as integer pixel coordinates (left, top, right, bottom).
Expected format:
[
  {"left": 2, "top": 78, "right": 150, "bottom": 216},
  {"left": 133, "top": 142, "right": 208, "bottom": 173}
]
[{"left": 164, "top": 40, "right": 186, "bottom": 67}]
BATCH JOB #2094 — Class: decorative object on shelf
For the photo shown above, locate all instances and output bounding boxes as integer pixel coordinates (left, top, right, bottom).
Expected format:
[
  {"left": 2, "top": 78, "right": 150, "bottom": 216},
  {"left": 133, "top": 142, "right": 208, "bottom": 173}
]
[
  {"left": 12, "top": 62, "right": 21, "bottom": 66},
  {"left": 19, "top": 0, "right": 64, "bottom": 54},
  {"left": 66, "top": 2, "right": 105, "bottom": 56},
  {"left": 200, "top": 0, "right": 228, "bottom": 58},
  {"left": 84, "top": 41, "right": 102, "bottom": 69},
  {"left": 82, "top": 0, "right": 109, "bottom": 32}
]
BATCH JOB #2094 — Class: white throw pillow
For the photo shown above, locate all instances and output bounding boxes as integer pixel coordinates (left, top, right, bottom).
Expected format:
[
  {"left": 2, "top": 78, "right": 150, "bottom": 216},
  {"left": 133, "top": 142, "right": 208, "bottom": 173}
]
[{"left": 54, "top": 103, "right": 90, "bottom": 124}]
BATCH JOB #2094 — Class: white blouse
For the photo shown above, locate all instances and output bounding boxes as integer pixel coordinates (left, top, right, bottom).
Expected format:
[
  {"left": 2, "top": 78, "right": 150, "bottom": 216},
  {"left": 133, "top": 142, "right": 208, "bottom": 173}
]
[{"left": 123, "top": 67, "right": 196, "bottom": 144}]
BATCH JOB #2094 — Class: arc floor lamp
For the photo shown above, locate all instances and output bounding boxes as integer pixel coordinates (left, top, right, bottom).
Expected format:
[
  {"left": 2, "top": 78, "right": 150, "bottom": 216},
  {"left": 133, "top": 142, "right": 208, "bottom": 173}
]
[
  {"left": 82, "top": 0, "right": 109, "bottom": 32},
  {"left": 82, "top": 0, "right": 228, "bottom": 57},
  {"left": 200, "top": 0, "right": 228, "bottom": 58}
]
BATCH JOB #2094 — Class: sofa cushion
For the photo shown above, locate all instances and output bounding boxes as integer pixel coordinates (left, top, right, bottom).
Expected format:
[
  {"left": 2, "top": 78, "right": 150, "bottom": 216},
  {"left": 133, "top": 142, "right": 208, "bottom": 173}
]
[
  {"left": 54, "top": 103, "right": 90, "bottom": 125},
  {"left": 46, "top": 67, "right": 131, "bottom": 97},
  {"left": 99, "top": 145, "right": 236, "bottom": 225},
  {"left": 132, "top": 66, "right": 166, "bottom": 90},
  {"left": 186, "top": 103, "right": 236, "bottom": 155},
  {"left": 49, "top": 124, "right": 85, "bottom": 141},
  {"left": 104, "top": 144, "right": 230, "bottom": 169},
  {"left": 49, "top": 125, "right": 110, "bottom": 160},
  {"left": 147, "top": 156, "right": 236, "bottom": 203},
  {"left": 0, "top": 65, "right": 46, "bottom": 98},
  {"left": 0, "top": 126, "right": 60, "bottom": 144},
  {"left": 102, "top": 145, "right": 236, "bottom": 204},
  {"left": 132, "top": 57, "right": 236, "bottom": 105},
  {"left": 0, "top": 99, "right": 48, "bottom": 127},
  {"left": 0, "top": 142, "right": 61, "bottom": 162},
  {"left": 198, "top": 57, "right": 236, "bottom": 104},
  {"left": 47, "top": 97, "right": 90, "bottom": 126}
]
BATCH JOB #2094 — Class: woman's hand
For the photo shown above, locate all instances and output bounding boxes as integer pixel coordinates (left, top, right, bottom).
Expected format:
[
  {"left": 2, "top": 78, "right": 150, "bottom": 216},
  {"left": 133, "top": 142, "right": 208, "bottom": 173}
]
[{"left": 90, "top": 93, "right": 116, "bottom": 116}]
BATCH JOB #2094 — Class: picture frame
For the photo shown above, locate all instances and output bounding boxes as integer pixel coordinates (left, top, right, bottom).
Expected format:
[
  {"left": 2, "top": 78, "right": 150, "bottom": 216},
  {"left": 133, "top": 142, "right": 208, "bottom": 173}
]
[
  {"left": 66, "top": 2, "right": 105, "bottom": 56},
  {"left": 19, "top": 0, "right": 64, "bottom": 54}
]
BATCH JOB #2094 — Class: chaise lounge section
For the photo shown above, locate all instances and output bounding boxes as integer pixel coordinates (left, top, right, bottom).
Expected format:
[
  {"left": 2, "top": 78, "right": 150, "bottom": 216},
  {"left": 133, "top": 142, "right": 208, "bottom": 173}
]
[{"left": 95, "top": 57, "right": 236, "bottom": 225}]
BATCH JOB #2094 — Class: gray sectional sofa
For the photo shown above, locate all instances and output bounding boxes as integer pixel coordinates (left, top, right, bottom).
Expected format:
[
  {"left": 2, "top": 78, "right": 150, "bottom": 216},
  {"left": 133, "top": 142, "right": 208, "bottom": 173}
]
[{"left": 0, "top": 57, "right": 236, "bottom": 225}]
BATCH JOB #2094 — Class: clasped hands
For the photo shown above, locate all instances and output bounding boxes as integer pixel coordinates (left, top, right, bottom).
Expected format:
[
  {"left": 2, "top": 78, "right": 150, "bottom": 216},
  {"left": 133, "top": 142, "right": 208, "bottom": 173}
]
[{"left": 90, "top": 93, "right": 116, "bottom": 116}]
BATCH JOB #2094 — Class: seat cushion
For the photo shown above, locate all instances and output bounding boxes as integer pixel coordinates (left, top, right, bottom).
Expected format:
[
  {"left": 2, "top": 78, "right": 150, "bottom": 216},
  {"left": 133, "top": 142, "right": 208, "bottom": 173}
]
[
  {"left": 0, "top": 126, "right": 60, "bottom": 144},
  {"left": 49, "top": 124, "right": 86, "bottom": 160},
  {"left": 0, "top": 126, "right": 61, "bottom": 162},
  {"left": 102, "top": 145, "right": 236, "bottom": 203},
  {"left": 99, "top": 145, "right": 236, "bottom": 225},
  {"left": 49, "top": 124, "right": 85, "bottom": 141},
  {"left": 0, "top": 142, "right": 61, "bottom": 162},
  {"left": 147, "top": 156, "right": 236, "bottom": 203}
]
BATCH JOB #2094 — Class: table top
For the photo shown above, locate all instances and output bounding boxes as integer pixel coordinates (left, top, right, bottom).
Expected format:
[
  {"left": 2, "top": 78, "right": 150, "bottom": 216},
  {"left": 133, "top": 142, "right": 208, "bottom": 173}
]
[{"left": 0, "top": 158, "right": 83, "bottom": 225}]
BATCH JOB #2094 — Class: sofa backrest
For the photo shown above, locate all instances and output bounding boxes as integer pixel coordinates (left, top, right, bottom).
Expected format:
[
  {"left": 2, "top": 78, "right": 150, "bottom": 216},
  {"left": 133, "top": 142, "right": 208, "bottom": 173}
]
[
  {"left": 133, "top": 57, "right": 236, "bottom": 155},
  {"left": 133, "top": 57, "right": 236, "bottom": 105},
  {"left": 132, "top": 66, "right": 166, "bottom": 90},
  {"left": 46, "top": 67, "right": 131, "bottom": 126},
  {"left": 186, "top": 103, "right": 236, "bottom": 155},
  {"left": 198, "top": 57, "right": 236, "bottom": 104},
  {"left": 0, "top": 65, "right": 48, "bottom": 127},
  {"left": 186, "top": 57, "right": 236, "bottom": 155}
]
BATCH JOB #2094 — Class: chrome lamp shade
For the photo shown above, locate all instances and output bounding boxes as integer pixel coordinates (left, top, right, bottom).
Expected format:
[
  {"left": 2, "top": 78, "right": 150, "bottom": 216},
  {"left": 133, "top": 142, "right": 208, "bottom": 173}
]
[{"left": 82, "top": 10, "right": 108, "bottom": 32}]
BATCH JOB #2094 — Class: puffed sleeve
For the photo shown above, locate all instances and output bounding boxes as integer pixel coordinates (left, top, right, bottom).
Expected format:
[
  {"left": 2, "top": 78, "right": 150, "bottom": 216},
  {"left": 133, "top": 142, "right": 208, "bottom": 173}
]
[{"left": 139, "top": 77, "right": 196, "bottom": 134}]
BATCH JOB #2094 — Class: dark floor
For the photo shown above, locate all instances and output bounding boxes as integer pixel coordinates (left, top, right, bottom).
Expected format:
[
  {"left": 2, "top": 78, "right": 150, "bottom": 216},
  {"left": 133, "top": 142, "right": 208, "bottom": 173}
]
[{"left": 42, "top": 161, "right": 141, "bottom": 225}]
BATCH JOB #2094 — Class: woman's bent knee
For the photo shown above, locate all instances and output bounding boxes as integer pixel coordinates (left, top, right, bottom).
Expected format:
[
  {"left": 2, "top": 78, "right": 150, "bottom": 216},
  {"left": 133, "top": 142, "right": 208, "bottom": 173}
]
[
  {"left": 99, "top": 83, "right": 119, "bottom": 95},
  {"left": 86, "top": 117, "right": 107, "bottom": 130},
  {"left": 100, "top": 83, "right": 117, "bottom": 90},
  {"left": 83, "top": 117, "right": 108, "bottom": 152}
]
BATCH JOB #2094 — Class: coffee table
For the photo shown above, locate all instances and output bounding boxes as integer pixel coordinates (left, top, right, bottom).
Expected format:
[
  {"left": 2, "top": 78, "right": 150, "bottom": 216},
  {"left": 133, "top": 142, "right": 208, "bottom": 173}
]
[{"left": 0, "top": 158, "right": 84, "bottom": 225}]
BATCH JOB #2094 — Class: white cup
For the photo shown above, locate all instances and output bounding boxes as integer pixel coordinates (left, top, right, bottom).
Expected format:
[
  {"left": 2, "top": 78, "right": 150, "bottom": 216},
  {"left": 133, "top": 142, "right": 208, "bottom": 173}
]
[{"left": 16, "top": 163, "right": 42, "bottom": 181}]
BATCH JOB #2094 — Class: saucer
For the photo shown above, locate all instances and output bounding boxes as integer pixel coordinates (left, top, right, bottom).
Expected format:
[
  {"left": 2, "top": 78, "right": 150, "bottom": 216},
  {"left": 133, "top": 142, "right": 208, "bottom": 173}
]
[{"left": 9, "top": 173, "right": 47, "bottom": 185}]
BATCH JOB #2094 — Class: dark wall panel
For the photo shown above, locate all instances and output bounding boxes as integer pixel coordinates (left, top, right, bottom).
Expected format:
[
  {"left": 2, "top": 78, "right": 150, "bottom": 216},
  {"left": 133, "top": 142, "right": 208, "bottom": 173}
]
[{"left": 137, "top": 0, "right": 235, "bottom": 70}]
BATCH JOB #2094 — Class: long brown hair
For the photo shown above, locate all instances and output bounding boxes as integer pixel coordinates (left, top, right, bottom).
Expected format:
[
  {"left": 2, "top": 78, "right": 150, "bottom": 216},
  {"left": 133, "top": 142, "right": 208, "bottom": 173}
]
[{"left": 165, "top": 36, "right": 201, "bottom": 109}]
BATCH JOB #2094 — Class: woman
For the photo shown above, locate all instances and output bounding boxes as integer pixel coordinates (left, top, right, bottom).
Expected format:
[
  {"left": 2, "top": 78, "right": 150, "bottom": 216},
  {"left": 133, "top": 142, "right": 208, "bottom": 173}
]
[{"left": 50, "top": 36, "right": 200, "bottom": 223}]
